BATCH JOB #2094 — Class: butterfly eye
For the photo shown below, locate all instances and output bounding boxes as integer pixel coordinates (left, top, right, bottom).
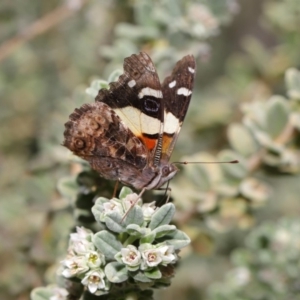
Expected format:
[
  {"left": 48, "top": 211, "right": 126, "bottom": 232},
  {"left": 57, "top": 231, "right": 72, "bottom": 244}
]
[
  {"left": 162, "top": 166, "right": 170, "bottom": 176},
  {"left": 74, "top": 138, "right": 85, "bottom": 149}
]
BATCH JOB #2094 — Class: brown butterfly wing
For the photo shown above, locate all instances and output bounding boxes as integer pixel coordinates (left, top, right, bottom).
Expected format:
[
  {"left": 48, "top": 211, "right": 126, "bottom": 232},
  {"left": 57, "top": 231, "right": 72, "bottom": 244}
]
[{"left": 63, "top": 102, "right": 150, "bottom": 184}]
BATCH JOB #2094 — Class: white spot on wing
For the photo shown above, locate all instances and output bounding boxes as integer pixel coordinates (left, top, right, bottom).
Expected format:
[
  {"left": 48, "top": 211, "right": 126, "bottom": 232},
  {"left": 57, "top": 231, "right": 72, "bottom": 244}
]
[
  {"left": 177, "top": 87, "right": 192, "bottom": 96},
  {"left": 138, "top": 87, "right": 163, "bottom": 99},
  {"left": 114, "top": 106, "right": 161, "bottom": 135},
  {"left": 169, "top": 80, "right": 176, "bottom": 88},
  {"left": 164, "top": 112, "right": 180, "bottom": 134},
  {"left": 188, "top": 67, "right": 195, "bottom": 73},
  {"left": 128, "top": 79, "right": 136, "bottom": 87},
  {"left": 141, "top": 113, "right": 161, "bottom": 135}
]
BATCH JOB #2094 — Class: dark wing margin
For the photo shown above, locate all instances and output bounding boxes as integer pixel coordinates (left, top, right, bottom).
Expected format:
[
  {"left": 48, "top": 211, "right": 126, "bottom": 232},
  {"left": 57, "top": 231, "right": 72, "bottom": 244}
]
[
  {"left": 161, "top": 55, "right": 196, "bottom": 160},
  {"left": 95, "top": 52, "right": 164, "bottom": 157}
]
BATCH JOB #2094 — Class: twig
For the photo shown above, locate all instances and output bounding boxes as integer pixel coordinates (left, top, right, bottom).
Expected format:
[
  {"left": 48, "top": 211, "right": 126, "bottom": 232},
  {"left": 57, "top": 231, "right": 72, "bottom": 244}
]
[{"left": 0, "top": 0, "right": 88, "bottom": 63}]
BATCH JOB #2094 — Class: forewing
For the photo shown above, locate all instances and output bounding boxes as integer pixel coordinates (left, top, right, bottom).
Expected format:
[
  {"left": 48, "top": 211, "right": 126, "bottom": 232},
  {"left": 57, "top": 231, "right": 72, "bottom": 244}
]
[
  {"left": 96, "top": 52, "right": 164, "bottom": 158},
  {"left": 161, "top": 55, "right": 196, "bottom": 160}
]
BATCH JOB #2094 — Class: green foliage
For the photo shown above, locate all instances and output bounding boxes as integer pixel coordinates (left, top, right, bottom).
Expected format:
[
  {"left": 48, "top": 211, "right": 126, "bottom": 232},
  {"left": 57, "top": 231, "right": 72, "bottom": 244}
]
[
  {"left": 208, "top": 218, "right": 300, "bottom": 299},
  {"left": 172, "top": 67, "right": 300, "bottom": 233},
  {"left": 2, "top": 0, "right": 300, "bottom": 299}
]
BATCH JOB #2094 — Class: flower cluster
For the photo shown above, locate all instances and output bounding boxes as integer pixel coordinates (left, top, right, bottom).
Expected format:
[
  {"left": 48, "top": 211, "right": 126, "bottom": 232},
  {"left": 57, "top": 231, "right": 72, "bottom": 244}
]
[
  {"left": 59, "top": 187, "right": 190, "bottom": 294},
  {"left": 60, "top": 226, "right": 110, "bottom": 294}
]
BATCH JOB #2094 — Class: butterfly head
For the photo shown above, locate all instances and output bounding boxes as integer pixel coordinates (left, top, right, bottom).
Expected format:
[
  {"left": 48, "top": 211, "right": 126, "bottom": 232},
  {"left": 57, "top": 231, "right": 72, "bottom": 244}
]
[{"left": 145, "top": 161, "right": 178, "bottom": 190}]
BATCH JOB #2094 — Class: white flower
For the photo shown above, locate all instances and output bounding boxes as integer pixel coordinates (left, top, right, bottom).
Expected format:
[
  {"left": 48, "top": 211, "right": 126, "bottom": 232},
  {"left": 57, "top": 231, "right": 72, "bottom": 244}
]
[
  {"left": 61, "top": 254, "right": 89, "bottom": 278},
  {"left": 69, "top": 226, "right": 95, "bottom": 255},
  {"left": 70, "top": 226, "right": 93, "bottom": 242},
  {"left": 103, "top": 199, "right": 123, "bottom": 215},
  {"left": 81, "top": 270, "right": 108, "bottom": 294},
  {"left": 142, "top": 201, "right": 156, "bottom": 221},
  {"left": 120, "top": 245, "right": 141, "bottom": 270},
  {"left": 158, "top": 245, "right": 177, "bottom": 265},
  {"left": 122, "top": 193, "right": 142, "bottom": 210},
  {"left": 139, "top": 244, "right": 177, "bottom": 269},
  {"left": 86, "top": 250, "right": 105, "bottom": 269},
  {"left": 50, "top": 287, "right": 69, "bottom": 300},
  {"left": 140, "top": 246, "right": 164, "bottom": 269},
  {"left": 71, "top": 239, "right": 95, "bottom": 255}
]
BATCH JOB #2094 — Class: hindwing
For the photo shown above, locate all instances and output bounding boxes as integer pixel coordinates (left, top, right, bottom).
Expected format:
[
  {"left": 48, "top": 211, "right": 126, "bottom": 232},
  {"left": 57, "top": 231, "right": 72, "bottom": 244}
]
[{"left": 63, "top": 102, "right": 148, "bottom": 178}]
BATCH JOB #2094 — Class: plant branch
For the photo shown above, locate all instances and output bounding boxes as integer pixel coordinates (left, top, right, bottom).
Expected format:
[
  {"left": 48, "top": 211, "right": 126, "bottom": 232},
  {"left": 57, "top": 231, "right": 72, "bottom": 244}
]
[{"left": 0, "top": 0, "right": 88, "bottom": 63}]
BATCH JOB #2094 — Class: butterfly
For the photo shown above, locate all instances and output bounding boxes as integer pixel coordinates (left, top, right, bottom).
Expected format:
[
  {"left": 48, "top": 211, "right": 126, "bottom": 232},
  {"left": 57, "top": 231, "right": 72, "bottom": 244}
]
[{"left": 63, "top": 52, "right": 196, "bottom": 192}]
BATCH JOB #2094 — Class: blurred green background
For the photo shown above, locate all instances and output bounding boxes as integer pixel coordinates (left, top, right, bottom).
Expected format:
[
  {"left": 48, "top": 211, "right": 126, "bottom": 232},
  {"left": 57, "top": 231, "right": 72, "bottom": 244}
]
[{"left": 1, "top": 0, "right": 300, "bottom": 299}]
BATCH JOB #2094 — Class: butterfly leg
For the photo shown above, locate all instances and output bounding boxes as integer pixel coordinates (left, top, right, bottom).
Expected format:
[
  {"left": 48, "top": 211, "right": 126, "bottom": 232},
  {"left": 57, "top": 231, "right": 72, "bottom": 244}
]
[
  {"left": 121, "top": 188, "right": 146, "bottom": 222},
  {"left": 156, "top": 180, "right": 172, "bottom": 204},
  {"left": 112, "top": 181, "right": 119, "bottom": 198}
]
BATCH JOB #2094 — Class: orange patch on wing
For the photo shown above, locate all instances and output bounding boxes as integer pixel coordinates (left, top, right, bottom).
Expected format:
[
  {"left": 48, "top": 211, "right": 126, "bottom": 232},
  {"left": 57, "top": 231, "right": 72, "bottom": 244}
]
[
  {"left": 139, "top": 135, "right": 157, "bottom": 151},
  {"left": 162, "top": 134, "right": 173, "bottom": 153}
]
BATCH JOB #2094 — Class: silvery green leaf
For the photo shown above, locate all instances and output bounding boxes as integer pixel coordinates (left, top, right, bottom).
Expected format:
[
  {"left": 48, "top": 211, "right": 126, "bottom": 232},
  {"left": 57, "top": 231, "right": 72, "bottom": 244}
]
[
  {"left": 134, "top": 1, "right": 157, "bottom": 27},
  {"left": 263, "top": 152, "right": 282, "bottom": 166},
  {"left": 138, "top": 243, "right": 152, "bottom": 252},
  {"left": 185, "top": 163, "right": 212, "bottom": 191},
  {"left": 151, "top": 224, "right": 176, "bottom": 238},
  {"left": 57, "top": 176, "right": 77, "bottom": 200},
  {"left": 123, "top": 205, "right": 144, "bottom": 227},
  {"left": 218, "top": 150, "right": 248, "bottom": 179},
  {"left": 85, "top": 79, "right": 108, "bottom": 98},
  {"left": 240, "top": 178, "right": 271, "bottom": 204},
  {"left": 279, "top": 149, "right": 300, "bottom": 173},
  {"left": 152, "top": 278, "right": 171, "bottom": 288},
  {"left": 158, "top": 229, "right": 191, "bottom": 250},
  {"left": 126, "top": 265, "right": 140, "bottom": 272},
  {"left": 115, "top": 23, "right": 159, "bottom": 40},
  {"left": 144, "top": 267, "right": 162, "bottom": 279},
  {"left": 126, "top": 224, "right": 147, "bottom": 237},
  {"left": 285, "top": 68, "right": 300, "bottom": 99},
  {"left": 94, "top": 196, "right": 111, "bottom": 205},
  {"left": 149, "top": 203, "right": 175, "bottom": 230},
  {"left": 114, "top": 251, "right": 123, "bottom": 264},
  {"left": 217, "top": 181, "right": 240, "bottom": 197},
  {"left": 30, "top": 287, "right": 53, "bottom": 300},
  {"left": 132, "top": 271, "right": 153, "bottom": 283},
  {"left": 253, "top": 131, "right": 283, "bottom": 152},
  {"left": 105, "top": 211, "right": 126, "bottom": 233},
  {"left": 119, "top": 186, "right": 134, "bottom": 199},
  {"left": 105, "top": 262, "right": 128, "bottom": 283},
  {"left": 266, "top": 96, "right": 289, "bottom": 139},
  {"left": 91, "top": 197, "right": 109, "bottom": 223},
  {"left": 93, "top": 231, "right": 122, "bottom": 260},
  {"left": 228, "top": 123, "right": 258, "bottom": 157},
  {"left": 291, "top": 114, "right": 300, "bottom": 130},
  {"left": 140, "top": 231, "right": 156, "bottom": 244},
  {"left": 85, "top": 88, "right": 97, "bottom": 98},
  {"left": 108, "top": 69, "right": 123, "bottom": 83},
  {"left": 231, "top": 248, "right": 252, "bottom": 266}
]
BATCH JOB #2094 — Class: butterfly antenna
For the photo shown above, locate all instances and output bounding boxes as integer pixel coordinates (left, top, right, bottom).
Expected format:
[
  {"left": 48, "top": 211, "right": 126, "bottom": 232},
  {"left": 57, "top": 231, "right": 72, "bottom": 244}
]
[{"left": 173, "top": 160, "right": 239, "bottom": 165}]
